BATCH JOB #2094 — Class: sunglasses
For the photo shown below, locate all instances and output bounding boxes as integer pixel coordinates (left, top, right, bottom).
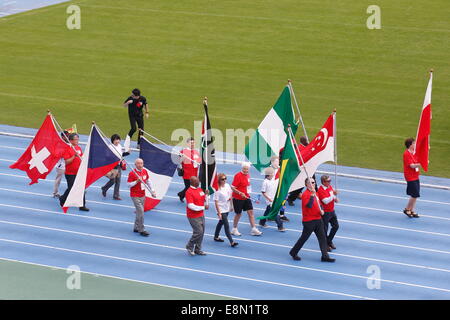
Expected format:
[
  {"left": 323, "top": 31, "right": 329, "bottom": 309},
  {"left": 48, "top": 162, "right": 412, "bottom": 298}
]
[{"left": 220, "top": 178, "right": 227, "bottom": 181}]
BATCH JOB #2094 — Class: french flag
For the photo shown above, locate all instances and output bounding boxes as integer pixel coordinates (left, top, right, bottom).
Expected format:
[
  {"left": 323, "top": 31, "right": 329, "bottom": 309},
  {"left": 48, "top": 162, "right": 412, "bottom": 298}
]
[
  {"left": 139, "top": 137, "right": 178, "bottom": 211},
  {"left": 63, "top": 125, "right": 121, "bottom": 212}
]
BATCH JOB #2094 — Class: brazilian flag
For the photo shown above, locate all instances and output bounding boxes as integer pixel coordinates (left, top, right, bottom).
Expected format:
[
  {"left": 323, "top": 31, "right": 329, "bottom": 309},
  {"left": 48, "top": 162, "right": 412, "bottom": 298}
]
[{"left": 258, "top": 127, "right": 301, "bottom": 221}]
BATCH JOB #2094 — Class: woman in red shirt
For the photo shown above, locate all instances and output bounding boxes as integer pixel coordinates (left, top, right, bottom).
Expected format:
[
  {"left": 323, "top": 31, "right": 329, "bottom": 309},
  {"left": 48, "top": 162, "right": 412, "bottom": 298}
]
[{"left": 403, "top": 138, "right": 421, "bottom": 218}]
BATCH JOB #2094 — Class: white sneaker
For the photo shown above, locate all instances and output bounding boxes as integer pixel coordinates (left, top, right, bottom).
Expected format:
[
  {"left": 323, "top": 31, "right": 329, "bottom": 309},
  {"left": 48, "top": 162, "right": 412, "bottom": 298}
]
[
  {"left": 231, "top": 228, "right": 241, "bottom": 236},
  {"left": 251, "top": 227, "right": 262, "bottom": 236}
]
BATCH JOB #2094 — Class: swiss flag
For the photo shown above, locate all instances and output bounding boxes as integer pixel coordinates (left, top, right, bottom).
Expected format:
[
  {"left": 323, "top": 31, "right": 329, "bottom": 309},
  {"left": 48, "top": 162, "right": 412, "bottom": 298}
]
[
  {"left": 414, "top": 71, "right": 432, "bottom": 172},
  {"left": 10, "top": 114, "right": 68, "bottom": 185}
]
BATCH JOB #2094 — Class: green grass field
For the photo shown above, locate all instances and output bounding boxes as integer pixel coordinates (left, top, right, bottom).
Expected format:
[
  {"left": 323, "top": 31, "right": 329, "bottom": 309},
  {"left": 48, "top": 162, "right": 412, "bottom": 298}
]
[{"left": 0, "top": 0, "right": 449, "bottom": 177}]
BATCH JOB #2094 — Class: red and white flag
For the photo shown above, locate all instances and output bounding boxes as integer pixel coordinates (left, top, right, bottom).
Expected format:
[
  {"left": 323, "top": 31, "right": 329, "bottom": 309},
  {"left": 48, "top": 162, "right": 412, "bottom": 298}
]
[
  {"left": 10, "top": 114, "right": 68, "bottom": 185},
  {"left": 414, "top": 71, "right": 432, "bottom": 172},
  {"left": 289, "top": 112, "right": 336, "bottom": 191}
]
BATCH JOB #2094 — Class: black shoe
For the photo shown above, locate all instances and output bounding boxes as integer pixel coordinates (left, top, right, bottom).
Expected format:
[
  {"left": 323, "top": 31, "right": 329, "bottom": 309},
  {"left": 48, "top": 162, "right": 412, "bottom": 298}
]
[
  {"left": 289, "top": 250, "right": 301, "bottom": 261},
  {"left": 288, "top": 200, "right": 294, "bottom": 206},
  {"left": 231, "top": 242, "right": 239, "bottom": 247},
  {"left": 403, "top": 209, "right": 414, "bottom": 218},
  {"left": 122, "top": 152, "right": 130, "bottom": 157},
  {"left": 186, "top": 246, "right": 195, "bottom": 256},
  {"left": 214, "top": 237, "right": 224, "bottom": 242},
  {"left": 280, "top": 215, "right": 290, "bottom": 222},
  {"left": 79, "top": 207, "right": 90, "bottom": 212},
  {"left": 329, "top": 243, "right": 336, "bottom": 250},
  {"left": 140, "top": 231, "right": 150, "bottom": 237},
  {"left": 321, "top": 256, "right": 335, "bottom": 263},
  {"left": 178, "top": 193, "right": 184, "bottom": 203},
  {"left": 195, "top": 250, "right": 206, "bottom": 256},
  {"left": 133, "top": 229, "right": 139, "bottom": 233},
  {"left": 411, "top": 211, "right": 420, "bottom": 218},
  {"left": 101, "top": 188, "right": 106, "bottom": 197}
]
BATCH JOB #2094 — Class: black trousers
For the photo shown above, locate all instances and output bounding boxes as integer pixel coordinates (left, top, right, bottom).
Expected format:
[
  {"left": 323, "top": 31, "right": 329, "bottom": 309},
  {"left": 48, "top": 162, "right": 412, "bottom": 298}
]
[
  {"left": 59, "top": 174, "right": 86, "bottom": 207},
  {"left": 177, "top": 179, "right": 191, "bottom": 200},
  {"left": 128, "top": 113, "right": 144, "bottom": 144},
  {"left": 214, "top": 212, "right": 234, "bottom": 244},
  {"left": 322, "top": 211, "right": 339, "bottom": 245},
  {"left": 259, "top": 205, "right": 283, "bottom": 228},
  {"left": 290, "top": 219, "right": 330, "bottom": 258}
]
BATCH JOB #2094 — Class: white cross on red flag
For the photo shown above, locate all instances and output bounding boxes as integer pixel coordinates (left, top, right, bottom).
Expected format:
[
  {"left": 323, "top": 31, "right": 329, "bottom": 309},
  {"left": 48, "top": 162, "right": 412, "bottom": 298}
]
[{"left": 10, "top": 114, "right": 69, "bottom": 185}]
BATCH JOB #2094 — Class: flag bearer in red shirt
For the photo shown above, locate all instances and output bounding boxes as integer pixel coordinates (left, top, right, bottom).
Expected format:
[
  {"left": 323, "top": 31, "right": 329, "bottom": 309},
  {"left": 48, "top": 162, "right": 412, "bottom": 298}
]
[
  {"left": 127, "top": 158, "right": 156, "bottom": 236},
  {"left": 289, "top": 178, "right": 335, "bottom": 262},
  {"left": 318, "top": 175, "right": 339, "bottom": 251},
  {"left": 59, "top": 133, "right": 89, "bottom": 211},
  {"left": 177, "top": 137, "right": 201, "bottom": 202},
  {"left": 403, "top": 138, "right": 421, "bottom": 218},
  {"left": 185, "top": 176, "right": 209, "bottom": 256}
]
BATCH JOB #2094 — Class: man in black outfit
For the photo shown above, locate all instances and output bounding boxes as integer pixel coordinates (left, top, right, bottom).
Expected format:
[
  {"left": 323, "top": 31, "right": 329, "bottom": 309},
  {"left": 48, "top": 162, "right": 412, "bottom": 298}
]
[{"left": 123, "top": 88, "right": 149, "bottom": 146}]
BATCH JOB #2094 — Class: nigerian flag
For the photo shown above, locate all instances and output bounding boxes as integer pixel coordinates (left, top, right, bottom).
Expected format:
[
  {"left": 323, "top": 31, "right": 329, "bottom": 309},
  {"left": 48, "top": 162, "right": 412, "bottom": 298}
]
[
  {"left": 244, "top": 85, "right": 298, "bottom": 172},
  {"left": 258, "top": 127, "right": 301, "bottom": 221}
]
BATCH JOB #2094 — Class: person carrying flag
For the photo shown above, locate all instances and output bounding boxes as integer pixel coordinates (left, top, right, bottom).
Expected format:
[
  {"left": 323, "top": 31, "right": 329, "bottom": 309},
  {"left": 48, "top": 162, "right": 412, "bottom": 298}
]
[
  {"left": 259, "top": 167, "right": 285, "bottom": 231},
  {"left": 403, "top": 138, "right": 421, "bottom": 218},
  {"left": 318, "top": 175, "right": 339, "bottom": 250},
  {"left": 123, "top": 88, "right": 149, "bottom": 148},
  {"left": 177, "top": 137, "right": 201, "bottom": 202},
  {"left": 59, "top": 133, "right": 89, "bottom": 211},
  {"left": 127, "top": 158, "right": 156, "bottom": 236},
  {"left": 289, "top": 177, "right": 335, "bottom": 262},
  {"left": 52, "top": 130, "right": 69, "bottom": 198}
]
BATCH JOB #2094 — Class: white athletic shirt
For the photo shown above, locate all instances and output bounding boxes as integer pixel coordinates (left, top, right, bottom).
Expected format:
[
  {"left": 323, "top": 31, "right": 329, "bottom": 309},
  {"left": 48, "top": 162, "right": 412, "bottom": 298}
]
[
  {"left": 261, "top": 178, "right": 278, "bottom": 206},
  {"left": 214, "top": 183, "right": 233, "bottom": 213}
]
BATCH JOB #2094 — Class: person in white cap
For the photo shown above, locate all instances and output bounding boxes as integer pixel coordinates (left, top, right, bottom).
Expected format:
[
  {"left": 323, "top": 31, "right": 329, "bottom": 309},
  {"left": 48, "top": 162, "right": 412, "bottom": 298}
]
[{"left": 230, "top": 162, "right": 262, "bottom": 236}]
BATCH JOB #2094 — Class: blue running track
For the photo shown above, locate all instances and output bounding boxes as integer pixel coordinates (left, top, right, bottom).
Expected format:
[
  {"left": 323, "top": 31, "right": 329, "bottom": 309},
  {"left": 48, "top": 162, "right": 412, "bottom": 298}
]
[{"left": 0, "top": 129, "right": 449, "bottom": 300}]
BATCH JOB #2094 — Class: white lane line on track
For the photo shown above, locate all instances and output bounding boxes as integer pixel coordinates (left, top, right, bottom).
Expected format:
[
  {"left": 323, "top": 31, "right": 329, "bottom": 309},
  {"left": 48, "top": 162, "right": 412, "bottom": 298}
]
[
  {"left": 1, "top": 170, "right": 449, "bottom": 223},
  {"left": 1, "top": 180, "right": 449, "bottom": 238},
  {"left": 1, "top": 184, "right": 450, "bottom": 253},
  {"left": 2, "top": 151, "right": 450, "bottom": 206},
  {"left": 0, "top": 201, "right": 449, "bottom": 273},
  {"left": 0, "top": 238, "right": 375, "bottom": 300},
  {"left": 0, "top": 257, "right": 243, "bottom": 300},
  {"left": 2, "top": 219, "right": 450, "bottom": 294}
]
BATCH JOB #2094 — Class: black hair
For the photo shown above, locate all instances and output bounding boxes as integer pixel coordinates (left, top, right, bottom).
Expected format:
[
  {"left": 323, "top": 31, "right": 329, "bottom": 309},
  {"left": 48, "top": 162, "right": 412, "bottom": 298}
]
[
  {"left": 61, "top": 130, "right": 69, "bottom": 138},
  {"left": 405, "top": 137, "right": 415, "bottom": 149},
  {"left": 132, "top": 88, "right": 140, "bottom": 96},
  {"left": 68, "top": 133, "right": 79, "bottom": 141},
  {"left": 111, "top": 134, "right": 121, "bottom": 143}
]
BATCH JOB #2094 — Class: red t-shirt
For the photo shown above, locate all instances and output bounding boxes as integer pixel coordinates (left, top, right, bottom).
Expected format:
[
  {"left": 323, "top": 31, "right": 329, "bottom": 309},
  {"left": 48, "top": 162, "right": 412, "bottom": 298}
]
[
  {"left": 181, "top": 148, "right": 201, "bottom": 180},
  {"left": 403, "top": 149, "right": 420, "bottom": 181},
  {"left": 185, "top": 187, "right": 206, "bottom": 218},
  {"left": 127, "top": 168, "right": 150, "bottom": 198},
  {"left": 63, "top": 145, "right": 83, "bottom": 175},
  {"left": 301, "top": 189, "right": 322, "bottom": 222},
  {"left": 318, "top": 185, "right": 336, "bottom": 212},
  {"left": 232, "top": 171, "right": 251, "bottom": 200}
]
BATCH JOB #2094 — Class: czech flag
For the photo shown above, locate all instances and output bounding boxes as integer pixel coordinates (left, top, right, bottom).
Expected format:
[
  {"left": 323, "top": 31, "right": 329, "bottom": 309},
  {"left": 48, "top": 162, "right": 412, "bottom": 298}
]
[
  {"left": 139, "top": 137, "right": 178, "bottom": 211},
  {"left": 414, "top": 71, "right": 432, "bottom": 172},
  {"left": 62, "top": 124, "right": 121, "bottom": 212}
]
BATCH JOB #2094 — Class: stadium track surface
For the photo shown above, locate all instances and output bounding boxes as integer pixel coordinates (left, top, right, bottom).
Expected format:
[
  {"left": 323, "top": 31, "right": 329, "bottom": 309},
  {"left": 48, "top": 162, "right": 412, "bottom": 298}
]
[{"left": 0, "top": 128, "right": 449, "bottom": 300}]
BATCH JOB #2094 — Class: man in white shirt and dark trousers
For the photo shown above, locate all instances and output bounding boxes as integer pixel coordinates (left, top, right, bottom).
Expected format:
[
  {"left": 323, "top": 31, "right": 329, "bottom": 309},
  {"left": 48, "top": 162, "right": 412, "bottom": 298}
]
[
  {"left": 317, "top": 175, "right": 339, "bottom": 250},
  {"left": 259, "top": 167, "right": 285, "bottom": 231}
]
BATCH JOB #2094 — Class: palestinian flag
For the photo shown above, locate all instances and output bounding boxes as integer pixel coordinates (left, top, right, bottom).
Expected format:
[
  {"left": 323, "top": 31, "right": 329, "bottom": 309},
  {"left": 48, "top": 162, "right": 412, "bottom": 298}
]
[
  {"left": 199, "top": 99, "right": 218, "bottom": 194},
  {"left": 244, "top": 85, "right": 298, "bottom": 172}
]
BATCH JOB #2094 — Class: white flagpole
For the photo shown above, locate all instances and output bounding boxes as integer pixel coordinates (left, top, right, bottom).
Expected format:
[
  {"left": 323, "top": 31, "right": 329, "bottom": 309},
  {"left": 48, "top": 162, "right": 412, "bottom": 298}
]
[
  {"left": 333, "top": 109, "right": 338, "bottom": 190},
  {"left": 203, "top": 97, "right": 209, "bottom": 207},
  {"left": 288, "top": 124, "right": 310, "bottom": 181},
  {"left": 288, "top": 79, "right": 309, "bottom": 142}
]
